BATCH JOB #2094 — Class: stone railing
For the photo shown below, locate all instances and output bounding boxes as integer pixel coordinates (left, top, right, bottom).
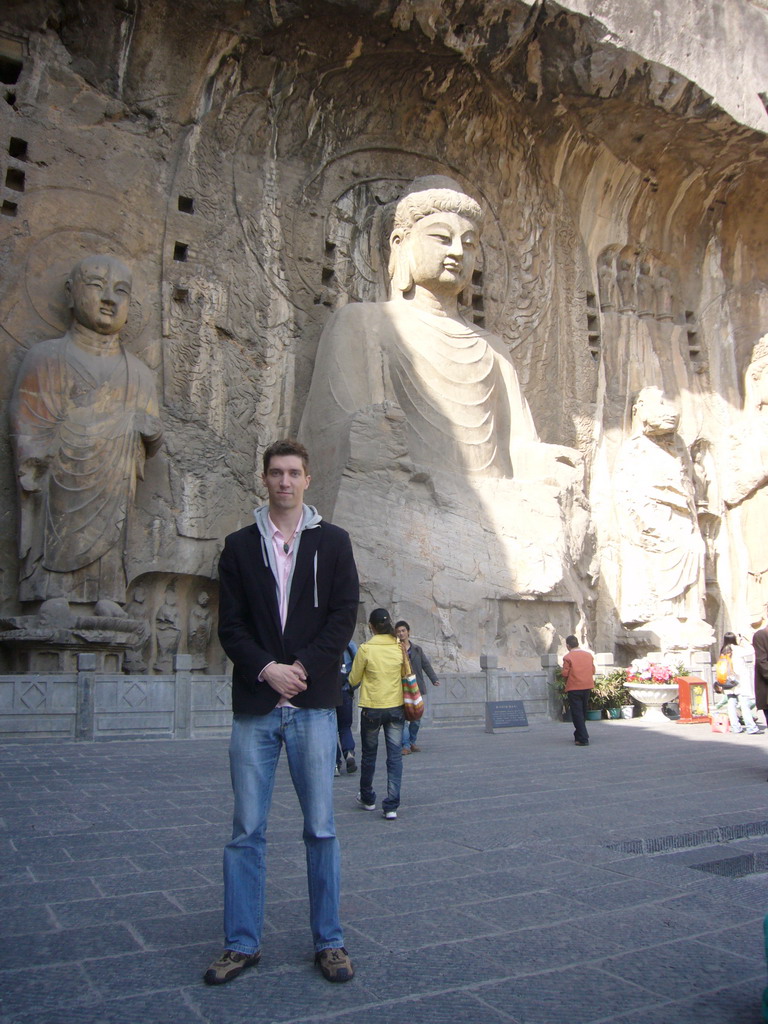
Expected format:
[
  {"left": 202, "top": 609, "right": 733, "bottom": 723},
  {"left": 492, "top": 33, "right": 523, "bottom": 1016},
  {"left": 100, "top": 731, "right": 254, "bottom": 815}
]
[
  {"left": 0, "top": 654, "right": 232, "bottom": 741},
  {"left": 0, "top": 652, "right": 563, "bottom": 741},
  {"left": 427, "top": 655, "right": 550, "bottom": 728}
]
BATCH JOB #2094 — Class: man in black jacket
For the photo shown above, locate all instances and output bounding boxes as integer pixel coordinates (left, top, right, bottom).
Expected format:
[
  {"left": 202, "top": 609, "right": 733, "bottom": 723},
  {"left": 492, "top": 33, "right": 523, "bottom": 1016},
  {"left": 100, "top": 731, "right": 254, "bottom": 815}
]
[
  {"left": 204, "top": 439, "right": 359, "bottom": 986},
  {"left": 753, "top": 616, "right": 768, "bottom": 735},
  {"left": 395, "top": 620, "right": 440, "bottom": 753}
]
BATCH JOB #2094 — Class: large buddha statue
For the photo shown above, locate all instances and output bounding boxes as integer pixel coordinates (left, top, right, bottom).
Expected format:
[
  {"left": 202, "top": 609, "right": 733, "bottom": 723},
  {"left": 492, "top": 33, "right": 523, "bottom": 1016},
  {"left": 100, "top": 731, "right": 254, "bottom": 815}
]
[
  {"left": 10, "top": 254, "right": 163, "bottom": 611},
  {"left": 299, "top": 177, "right": 590, "bottom": 666},
  {"left": 299, "top": 176, "right": 544, "bottom": 514}
]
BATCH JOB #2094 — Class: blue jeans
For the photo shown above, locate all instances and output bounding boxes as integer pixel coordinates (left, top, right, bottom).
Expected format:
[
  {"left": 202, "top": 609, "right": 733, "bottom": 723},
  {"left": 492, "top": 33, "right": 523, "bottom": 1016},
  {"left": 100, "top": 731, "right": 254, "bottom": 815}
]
[
  {"left": 223, "top": 708, "right": 342, "bottom": 955},
  {"left": 402, "top": 718, "right": 421, "bottom": 750},
  {"left": 336, "top": 684, "right": 355, "bottom": 765},
  {"left": 359, "top": 706, "right": 404, "bottom": 812},
  {"left": 726, "top": 693, "right": 759, "bottom": 732}
]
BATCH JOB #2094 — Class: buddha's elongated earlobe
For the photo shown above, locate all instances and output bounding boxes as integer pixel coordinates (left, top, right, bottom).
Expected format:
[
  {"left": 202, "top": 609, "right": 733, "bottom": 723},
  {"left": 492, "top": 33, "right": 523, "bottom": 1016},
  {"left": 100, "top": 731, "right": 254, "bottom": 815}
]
[{"left": 389, "top": 232, "right": 414, "bottom": 295}]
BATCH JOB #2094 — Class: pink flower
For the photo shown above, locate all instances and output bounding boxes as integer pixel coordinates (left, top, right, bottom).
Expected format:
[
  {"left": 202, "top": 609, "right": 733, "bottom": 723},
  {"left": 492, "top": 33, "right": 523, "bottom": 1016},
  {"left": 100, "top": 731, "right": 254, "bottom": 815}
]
[{"left": 628, "top": 657, "right": 679, "bottom": 685}]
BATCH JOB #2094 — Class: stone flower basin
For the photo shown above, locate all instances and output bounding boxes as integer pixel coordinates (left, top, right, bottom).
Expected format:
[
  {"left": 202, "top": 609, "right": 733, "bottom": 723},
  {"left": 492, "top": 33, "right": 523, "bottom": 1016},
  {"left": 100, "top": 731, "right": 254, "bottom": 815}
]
[{"left": 625, "top": 682, "right": 678, "bottom": 722}]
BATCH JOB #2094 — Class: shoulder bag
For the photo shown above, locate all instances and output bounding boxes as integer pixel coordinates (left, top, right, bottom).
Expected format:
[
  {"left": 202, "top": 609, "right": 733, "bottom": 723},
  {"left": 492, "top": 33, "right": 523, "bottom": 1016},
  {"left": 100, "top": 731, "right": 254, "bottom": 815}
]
[
  {"left": 401, "top": 647, "right": 424, "bottom": 721},
  {"left": 714, "top": 654, "right": 737, "bottom": 693}
]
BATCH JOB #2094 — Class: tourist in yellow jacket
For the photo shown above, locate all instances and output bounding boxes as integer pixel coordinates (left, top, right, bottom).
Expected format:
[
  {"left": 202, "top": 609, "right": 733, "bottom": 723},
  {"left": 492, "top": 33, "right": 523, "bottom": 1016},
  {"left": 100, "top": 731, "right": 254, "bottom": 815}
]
[{"left": 349, "top": 608, "right": 404, "bottom": 819}]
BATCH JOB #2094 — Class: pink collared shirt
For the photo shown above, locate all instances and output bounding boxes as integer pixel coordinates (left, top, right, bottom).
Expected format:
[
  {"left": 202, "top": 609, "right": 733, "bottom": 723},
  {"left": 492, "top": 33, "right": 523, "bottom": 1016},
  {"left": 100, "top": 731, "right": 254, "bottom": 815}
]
[
  {"left": 267, "top": 516, "right": 297, "bottom": 629},
  {"left": 265, "top": 516, "right": 300, "bottom": 707}
]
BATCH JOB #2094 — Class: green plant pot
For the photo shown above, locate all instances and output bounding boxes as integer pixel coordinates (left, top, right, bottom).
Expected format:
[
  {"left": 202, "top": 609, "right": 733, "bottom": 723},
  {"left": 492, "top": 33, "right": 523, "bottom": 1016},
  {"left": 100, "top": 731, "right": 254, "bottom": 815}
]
[
  {"left": 606, "top": 707, "right": 622, "bottom": 719},
  {"left": 585, "top": 709, "right": 602, "bottom": 721}
]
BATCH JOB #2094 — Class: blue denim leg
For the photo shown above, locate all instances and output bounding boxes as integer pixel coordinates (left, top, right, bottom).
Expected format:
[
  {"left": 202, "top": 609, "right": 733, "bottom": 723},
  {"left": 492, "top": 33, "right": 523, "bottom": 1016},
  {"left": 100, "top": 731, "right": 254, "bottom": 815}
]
[
  {"left": 401, "top": 720, "right": 411, "bottom": 750},
  {"left": 359, "top": 708, "right": 381, "bottom": 806},
  {"left": 223, "top": 711, "right": 282, "bottom": 954},
  {"left": 360, "top": 707, "right": 403, "bottom": 810},
  {"left": 223, "top": 707, "right": 343, "bottom": 955},
  {"left": 282, "top": 707, "right": 343, "bottom": 952},
  {"left": 381, "top": 708, "right": 404, "bottom": 811},
  {"left": 406, "top": 718, "right": 420, "bottom": 746},
  {"left": 336, "top": 686, "right": 355, "bottom": 758}
]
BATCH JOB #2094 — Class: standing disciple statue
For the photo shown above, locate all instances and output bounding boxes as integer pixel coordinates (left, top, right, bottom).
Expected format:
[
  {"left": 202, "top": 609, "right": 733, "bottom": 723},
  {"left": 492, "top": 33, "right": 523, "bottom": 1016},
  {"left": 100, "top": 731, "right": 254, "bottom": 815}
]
[
  {"left": 614, "top": 386, "right": 705, "bottom": 628},
  {"left": 636, "top": 256, "right": 655, "bottom": 317},
  {"left": 188, "top": 590, "right": 213, "bottom": 670},
  {"left": 10, "top": 255, "right": 163, "bottom": 612},
  {"left": 154, "top": 586, "right": 181, "bottom": 672},
  {"left": 653, "top": 263, "right": 675, "bottom": 321},
  {"left": 615, "top": 246, "right": 637, "bottom": 312},
  {"left": 597, "top": 246, "right": 619, "bottom": 311},
  {"left": 723, "top": 336, "right": 768, "bottom": 622},
  {"left": 123, "top": 584, "right": 151, "bottom": 673}
]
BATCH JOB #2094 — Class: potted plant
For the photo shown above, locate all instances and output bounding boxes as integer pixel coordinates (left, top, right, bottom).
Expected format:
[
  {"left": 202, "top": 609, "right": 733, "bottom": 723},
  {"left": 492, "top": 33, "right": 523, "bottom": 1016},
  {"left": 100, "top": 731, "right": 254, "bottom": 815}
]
[
  {"left": 596, "top": 668, "right": 635, "bottom": 719},
  {"left": 619, "top": 679, "right": 636, "bottom": 719},
  {"left": 552, "top": 668, "right": 571, "bottom": 721},
  {"left": 587, "top": 677, "right": 610, "bottom": 719}
]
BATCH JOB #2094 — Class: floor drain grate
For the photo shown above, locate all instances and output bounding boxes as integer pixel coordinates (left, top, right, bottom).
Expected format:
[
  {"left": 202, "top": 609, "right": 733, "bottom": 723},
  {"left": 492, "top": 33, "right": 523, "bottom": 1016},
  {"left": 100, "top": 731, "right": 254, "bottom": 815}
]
[
  {"left": 606, "top": 820, "right": 768, "bottom": 856},
  {"left": 690, "top": 851, "right": 768, "bottom": 878}
]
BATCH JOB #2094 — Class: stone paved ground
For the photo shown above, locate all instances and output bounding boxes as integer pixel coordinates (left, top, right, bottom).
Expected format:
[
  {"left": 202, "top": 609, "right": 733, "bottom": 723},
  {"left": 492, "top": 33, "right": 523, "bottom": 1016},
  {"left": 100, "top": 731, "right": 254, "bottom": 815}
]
[{"left": 1, "top": 717, "right": 767, "bottom": 1024}]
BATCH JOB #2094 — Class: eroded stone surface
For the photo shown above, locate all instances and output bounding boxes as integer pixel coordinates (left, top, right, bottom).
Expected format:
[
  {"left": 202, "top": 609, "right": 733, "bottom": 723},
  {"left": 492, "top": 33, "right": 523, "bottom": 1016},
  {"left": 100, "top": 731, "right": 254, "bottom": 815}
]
[{"left": 1, "top": 1, "right": 768, "bottom": 672}]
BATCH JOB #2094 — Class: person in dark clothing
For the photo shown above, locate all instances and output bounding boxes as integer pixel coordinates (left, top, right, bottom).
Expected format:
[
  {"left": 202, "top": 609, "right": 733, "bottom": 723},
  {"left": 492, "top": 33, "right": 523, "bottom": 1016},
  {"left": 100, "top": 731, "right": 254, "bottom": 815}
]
[
  {"left": 335, "top": 641, "right": 358, "bottom": 774},
  {"left": 561, "top": 635, "right": 595, "bottom": 747},
  {"left": 753, "top": 618, "right": 768, "bottom": 729},
  {"left": 205, "top": 439, "right": 359, "bottom": 987},
  {"left": 395, "top": 621, "right": 440, "bottom": 753}
]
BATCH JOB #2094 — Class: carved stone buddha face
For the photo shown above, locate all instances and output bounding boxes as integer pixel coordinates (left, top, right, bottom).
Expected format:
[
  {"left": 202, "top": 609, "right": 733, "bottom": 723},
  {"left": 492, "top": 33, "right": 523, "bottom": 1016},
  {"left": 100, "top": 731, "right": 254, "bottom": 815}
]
[
  {"left": 634, "top": 386, "right": 680, "bottom": 437},
  {"left": 67, "top": 255, "right": 132, "bottom": 336},
  {"left": 389, "top": 193, "right": 482, "bottom": 301},
  {"left": 401, "top": 211, "right": 479, "bottom": 296}
]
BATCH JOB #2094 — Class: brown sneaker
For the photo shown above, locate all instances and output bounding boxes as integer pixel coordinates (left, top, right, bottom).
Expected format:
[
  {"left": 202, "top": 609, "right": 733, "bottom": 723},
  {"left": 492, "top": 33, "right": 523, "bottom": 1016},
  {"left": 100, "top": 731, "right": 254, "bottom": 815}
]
[
  {"left": 203, "top": 949, "right": 261, "bottom": 985},
  {"left": 314, "top": 946, "right": 355, "bottom": 982},
  {"left": 410, "top": 744, "right": 421, "bottom": 752}
]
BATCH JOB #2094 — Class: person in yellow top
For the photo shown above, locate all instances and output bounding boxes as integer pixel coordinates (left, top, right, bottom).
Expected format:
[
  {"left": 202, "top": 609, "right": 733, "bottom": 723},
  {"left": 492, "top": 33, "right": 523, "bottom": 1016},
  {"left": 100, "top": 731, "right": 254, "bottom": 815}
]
[{"left": 349, "top": 608, "right": 404, "bottom": 819}]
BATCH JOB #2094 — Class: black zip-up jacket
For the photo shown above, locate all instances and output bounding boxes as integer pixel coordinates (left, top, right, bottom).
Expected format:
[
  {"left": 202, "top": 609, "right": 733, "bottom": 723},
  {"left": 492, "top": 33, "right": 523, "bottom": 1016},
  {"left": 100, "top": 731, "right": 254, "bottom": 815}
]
[{"left": 218, "top": 515, "right": 359, "bottom": 715}]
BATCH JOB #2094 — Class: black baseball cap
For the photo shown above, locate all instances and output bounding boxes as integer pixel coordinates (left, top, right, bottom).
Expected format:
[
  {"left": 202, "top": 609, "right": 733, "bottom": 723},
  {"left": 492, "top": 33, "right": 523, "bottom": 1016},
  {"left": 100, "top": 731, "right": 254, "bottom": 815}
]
[{"left": 369, "top": 608, "right": 392, "bottom": 627}]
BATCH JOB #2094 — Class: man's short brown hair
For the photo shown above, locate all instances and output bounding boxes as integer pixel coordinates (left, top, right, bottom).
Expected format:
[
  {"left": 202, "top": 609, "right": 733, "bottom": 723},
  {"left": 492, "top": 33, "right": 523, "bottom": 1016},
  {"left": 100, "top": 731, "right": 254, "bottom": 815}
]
[{"left": 262, "top": 438, "right": 310, "bottom": 474}]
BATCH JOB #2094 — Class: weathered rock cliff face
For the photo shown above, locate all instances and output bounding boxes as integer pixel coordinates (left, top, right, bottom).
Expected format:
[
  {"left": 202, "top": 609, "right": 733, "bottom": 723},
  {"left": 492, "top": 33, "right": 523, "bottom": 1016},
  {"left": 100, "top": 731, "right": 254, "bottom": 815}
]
[{"left": 1, "top": 1, "right": 767, "bottom": 671}]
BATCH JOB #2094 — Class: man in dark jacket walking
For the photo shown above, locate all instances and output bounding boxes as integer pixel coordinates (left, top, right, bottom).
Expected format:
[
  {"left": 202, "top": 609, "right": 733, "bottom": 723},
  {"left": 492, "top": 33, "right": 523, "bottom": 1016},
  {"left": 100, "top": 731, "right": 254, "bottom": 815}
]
[
  {"left": 204, "top": 439, "right": 359, "bottom": 986},
  {"left": 752, "top": 617, "right": 768, "bottom": 732},
  {"left": 395, "top": 620, "right": 440, "bottom": 753}
]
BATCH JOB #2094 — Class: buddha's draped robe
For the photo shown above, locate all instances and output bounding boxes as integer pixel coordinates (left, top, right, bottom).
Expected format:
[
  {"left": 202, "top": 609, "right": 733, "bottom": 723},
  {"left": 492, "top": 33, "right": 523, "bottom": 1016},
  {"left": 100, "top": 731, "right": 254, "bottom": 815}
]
[
  {"left": 614, "top": 432, "right": 703, "bottom": 624},
  {"left": 11, "top": 333, "right": 162, "bottom": 603},
  {"left": 299, "top": 300, "right": 536, "bottom": 511}
]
